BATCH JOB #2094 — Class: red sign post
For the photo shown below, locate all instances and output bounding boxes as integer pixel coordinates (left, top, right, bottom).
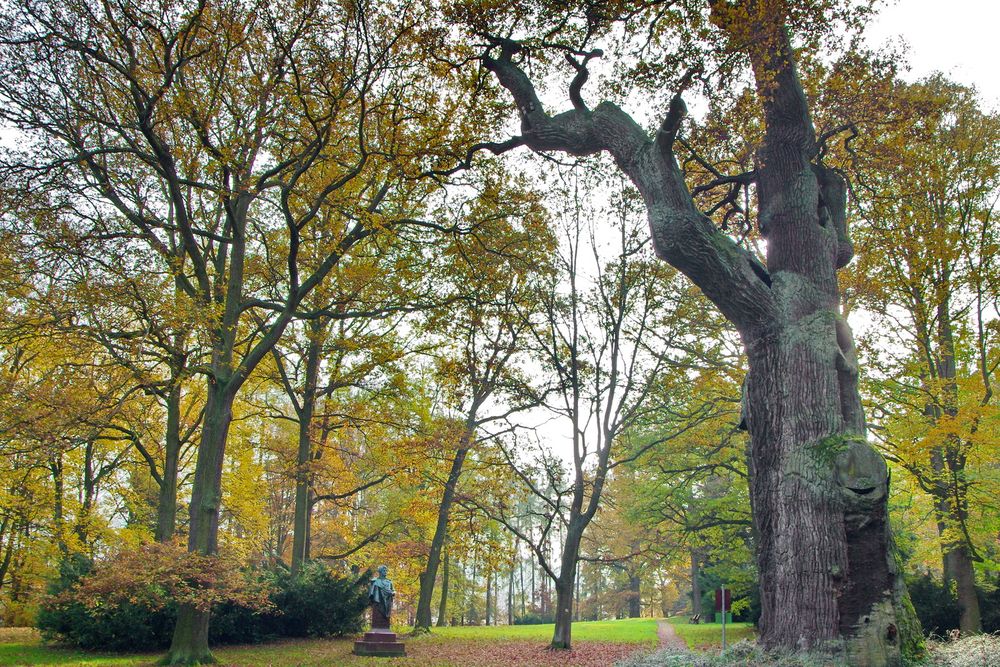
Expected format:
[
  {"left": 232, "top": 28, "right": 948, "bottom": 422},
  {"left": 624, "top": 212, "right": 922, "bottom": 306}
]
[{"left": 714, "top": 588, "right": 731, "bottom": 612}]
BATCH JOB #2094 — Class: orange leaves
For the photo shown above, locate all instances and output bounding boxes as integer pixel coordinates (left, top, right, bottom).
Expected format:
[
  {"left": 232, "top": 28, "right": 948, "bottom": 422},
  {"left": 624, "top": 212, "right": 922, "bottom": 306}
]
[{"left": 54, "top": 540, "right": 273, "bottom": 613}]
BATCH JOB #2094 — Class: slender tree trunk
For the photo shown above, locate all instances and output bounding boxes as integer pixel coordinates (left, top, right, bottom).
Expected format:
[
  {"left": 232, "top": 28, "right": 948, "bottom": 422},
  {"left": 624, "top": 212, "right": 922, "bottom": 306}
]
[
  {"left": 575, "top": 562, "right": 581, "bottom": 621},
  {"left": 415, "top": 427, "right": 473, "bottom": 630},
  {"left": 50, "top": 455, "right": 67, "bottom": 555},
  {"left": 690, "top": 550, "right": 701, "bottom": 618},
  {"left": 530, "top": 552, "right": 535, "bottom": 612},
  {"left": 485, "top": 570, "right": 492, "bottom": 625},
  {"left": 155, "top": 381, "right": 182, "bottom": 542},
  {"left": 519, "top": 543, "right": 526, "bottom": 618},
  {"left": 436, "top": 547, "right": 450, "bottom": 626},
  {"left": 291, "top": 327, "right": 322, "bottom": 575},
  {"left": 508, "top": 564, "right": 514, "bottom": 625},
  {"left": 931, "top": 298, "right": 981, "bottom": 634},
  {"left": 165, "top": 381, "right": 236, "bottom": 665},
  {"left": 550, "top": 524, "right": 583, "bottom": 648}
]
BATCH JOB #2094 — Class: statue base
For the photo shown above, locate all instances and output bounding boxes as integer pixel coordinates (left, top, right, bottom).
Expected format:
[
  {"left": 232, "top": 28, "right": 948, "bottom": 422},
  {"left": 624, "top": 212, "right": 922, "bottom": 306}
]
[{"left": 353, "top": 629, "right": 406, "bottom": 657}]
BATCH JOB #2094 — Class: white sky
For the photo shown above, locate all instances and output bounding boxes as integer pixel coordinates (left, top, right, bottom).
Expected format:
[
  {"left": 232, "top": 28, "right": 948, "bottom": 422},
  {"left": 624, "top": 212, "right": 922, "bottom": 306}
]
[{"left": 866, "top": 0, "right": 1000, "bottom": 105}]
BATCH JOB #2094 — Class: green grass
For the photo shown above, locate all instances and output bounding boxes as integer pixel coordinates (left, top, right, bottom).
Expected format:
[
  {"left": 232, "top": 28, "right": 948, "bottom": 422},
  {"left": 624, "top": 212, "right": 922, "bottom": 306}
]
[
  {"left": 0, "top": 618, "right": 659, "bottom": 666},
  {"left": 667, "top": 616, "right": 756, "bottom": 649},
  {"left": 0, "top": 629, "right": 156, "bottom": 666},
  {"left": 429, "top": 617, "right": 658, "bottom": 644}
]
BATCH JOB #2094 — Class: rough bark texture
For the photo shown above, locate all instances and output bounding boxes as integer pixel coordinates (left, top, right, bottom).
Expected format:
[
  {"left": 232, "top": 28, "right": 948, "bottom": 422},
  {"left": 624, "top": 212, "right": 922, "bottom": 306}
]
[{"left": 481, "top": 7, "right": 914, "bottom": 662}]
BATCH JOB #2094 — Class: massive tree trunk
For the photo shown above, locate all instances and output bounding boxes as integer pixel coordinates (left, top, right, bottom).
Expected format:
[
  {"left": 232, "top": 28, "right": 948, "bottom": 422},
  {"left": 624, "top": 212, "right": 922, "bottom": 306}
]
[
  {"left": 480, "top": 7, "right": 915, "bottom": 661},
  {"left": 415, "top": 426, "right": 473, "bottom": 630},
  {"left": 165, "top": 380, "right": 236, "bottom": 665},
  {"left": 628, "top": 573, "right": 641, "bottom": 618}
]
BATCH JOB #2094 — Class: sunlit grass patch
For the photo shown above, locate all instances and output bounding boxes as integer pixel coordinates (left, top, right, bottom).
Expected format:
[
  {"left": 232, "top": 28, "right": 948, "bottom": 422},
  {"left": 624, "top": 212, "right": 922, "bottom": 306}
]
[{"left": 667, "top": 616, "right": 756, "bottom": 649}]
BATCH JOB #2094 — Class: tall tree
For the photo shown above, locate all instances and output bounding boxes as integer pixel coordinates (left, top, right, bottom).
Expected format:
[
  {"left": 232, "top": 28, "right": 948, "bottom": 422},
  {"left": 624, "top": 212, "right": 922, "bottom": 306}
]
[
  {"left": 413, "top": 173, "right": 552, "bottom": 631},
  {"left": 447, "top": 1, "right": 915, "bottom": 661},
  {"left": 482, "top": 182, "right": 702, "bottom": 648}
]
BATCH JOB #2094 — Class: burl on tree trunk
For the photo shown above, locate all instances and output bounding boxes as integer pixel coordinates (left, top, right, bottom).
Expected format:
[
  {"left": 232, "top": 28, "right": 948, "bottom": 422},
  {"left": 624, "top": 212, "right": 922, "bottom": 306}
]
[{"left": 474, "top": 6, "right": 920, "bottom": 663}]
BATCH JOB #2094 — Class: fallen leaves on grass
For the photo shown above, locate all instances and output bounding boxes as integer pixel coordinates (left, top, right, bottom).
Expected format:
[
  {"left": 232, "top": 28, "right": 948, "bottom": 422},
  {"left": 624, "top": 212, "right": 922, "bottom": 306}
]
[{"left": 408, "top": 638, "right": 650, "bottom": 667}]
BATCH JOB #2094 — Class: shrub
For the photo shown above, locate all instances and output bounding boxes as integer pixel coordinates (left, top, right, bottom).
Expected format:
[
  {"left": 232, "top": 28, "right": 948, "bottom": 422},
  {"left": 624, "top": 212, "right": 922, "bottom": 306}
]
[
  {"left": 37, "top": 554, "right": 176, "bottom": 651},
  {"left": 37, "top": 552, "right": 368, "bottom": 650},
  {"left": 977, "top": 577, "right": 1000, "bottom": 634},
  {"left": 513, "top": 611, "right": 554, "bottom": 625},
  {"left": 268, "top": 562, "right": 368, "bottom": 637},
  {"left": 907, "top": 573, "right": 961, "bottom": 636}
]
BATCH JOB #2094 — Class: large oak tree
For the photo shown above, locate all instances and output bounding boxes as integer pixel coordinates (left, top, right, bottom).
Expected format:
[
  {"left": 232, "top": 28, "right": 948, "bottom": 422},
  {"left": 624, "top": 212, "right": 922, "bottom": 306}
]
[{"left": 447, "top": 0, "right": 918, "bottom": 662}]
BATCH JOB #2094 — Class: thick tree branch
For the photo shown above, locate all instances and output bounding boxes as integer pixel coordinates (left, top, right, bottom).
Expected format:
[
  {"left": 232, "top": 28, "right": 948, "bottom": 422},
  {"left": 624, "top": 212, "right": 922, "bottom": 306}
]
[{"left": 480, "top": 39, "right": 776, "bottom": 332}]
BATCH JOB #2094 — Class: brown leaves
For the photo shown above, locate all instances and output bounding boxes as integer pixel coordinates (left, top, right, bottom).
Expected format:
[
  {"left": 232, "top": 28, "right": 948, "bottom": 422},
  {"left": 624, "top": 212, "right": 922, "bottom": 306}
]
[
  {"left": 407, "top": 637, "right": 648, "bottom": 667},
  {"left": 52, "top": 540, "right": 273, "bottom": 614}
]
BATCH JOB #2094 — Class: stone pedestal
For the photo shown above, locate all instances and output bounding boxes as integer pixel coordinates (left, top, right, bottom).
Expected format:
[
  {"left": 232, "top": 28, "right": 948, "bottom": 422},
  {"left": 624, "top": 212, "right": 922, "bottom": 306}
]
[{"left": 353, "top": 629, "right": 406, "bottom": 657}]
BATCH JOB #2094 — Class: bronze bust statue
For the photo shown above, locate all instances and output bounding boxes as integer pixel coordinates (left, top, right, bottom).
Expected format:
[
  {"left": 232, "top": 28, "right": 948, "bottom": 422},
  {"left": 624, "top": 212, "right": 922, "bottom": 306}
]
[{"left": 368, "top": 565, "right": 395, "bottom": 629}]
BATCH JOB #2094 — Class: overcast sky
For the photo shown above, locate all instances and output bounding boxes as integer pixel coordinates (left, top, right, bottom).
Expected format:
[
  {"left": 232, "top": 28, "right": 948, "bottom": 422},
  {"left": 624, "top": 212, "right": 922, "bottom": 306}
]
[{"left": 866, "top": 0, "right": 999, "bottom": 105}]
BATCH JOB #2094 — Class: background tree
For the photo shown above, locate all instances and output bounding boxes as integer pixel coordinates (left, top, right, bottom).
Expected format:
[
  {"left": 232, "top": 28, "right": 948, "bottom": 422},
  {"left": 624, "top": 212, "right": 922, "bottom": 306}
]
[
  {"left": 836, "top": 75, "right": 1000, "bottom": 634},
  {"left": 480, "top": 175, "right": 707, "bottom": 648},
  {"left": 413, "top": 172, "right": 552, "bottom": 631}
]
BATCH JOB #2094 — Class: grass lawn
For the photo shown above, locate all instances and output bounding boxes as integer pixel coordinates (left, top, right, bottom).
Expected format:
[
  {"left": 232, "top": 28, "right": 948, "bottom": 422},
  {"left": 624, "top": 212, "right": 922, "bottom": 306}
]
[
  {"left": 0, "top": 619, "right": 659, "bottom": 667},
  {"left": 666, "top": 616, "right": 756, "bottom": 650}
]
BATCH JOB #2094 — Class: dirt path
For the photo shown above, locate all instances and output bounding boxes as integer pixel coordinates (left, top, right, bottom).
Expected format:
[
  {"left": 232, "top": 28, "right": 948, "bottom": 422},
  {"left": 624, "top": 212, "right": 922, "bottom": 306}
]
[{"left": 656, "top": 620, "right": 688, "bottom": 650}]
